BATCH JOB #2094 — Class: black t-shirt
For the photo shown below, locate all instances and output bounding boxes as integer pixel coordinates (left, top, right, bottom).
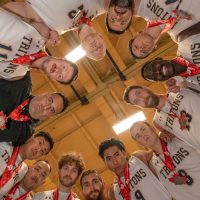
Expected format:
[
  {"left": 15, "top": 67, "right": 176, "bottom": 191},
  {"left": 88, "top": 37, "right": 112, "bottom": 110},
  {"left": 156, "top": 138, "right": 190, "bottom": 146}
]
[{"left": 0, "top": 72, "right": 35, "bottom": 145}]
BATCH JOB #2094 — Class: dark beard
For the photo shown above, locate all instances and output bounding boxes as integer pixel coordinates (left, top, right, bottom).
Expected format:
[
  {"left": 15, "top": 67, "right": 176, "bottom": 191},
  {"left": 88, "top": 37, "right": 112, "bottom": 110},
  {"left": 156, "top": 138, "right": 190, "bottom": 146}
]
[
  {"left": 109, "top": 0, "right": 133, "bottom": 9},
  {"left": 59, "top": 175, "right": 74, "bottom": 188},
  {"left": 85, "top": 189, "right": 105, "bottom": 200}
]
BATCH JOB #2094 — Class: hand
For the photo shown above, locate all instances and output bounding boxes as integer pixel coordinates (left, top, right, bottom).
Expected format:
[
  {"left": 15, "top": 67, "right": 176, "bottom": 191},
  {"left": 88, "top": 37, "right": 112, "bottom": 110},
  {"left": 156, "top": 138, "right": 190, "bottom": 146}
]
[
  {"left": 165, "top": 78, "right": 180, "bottom": 93},
  {"left": 45, "top": 30, "right": 61, "bottom": 47}
]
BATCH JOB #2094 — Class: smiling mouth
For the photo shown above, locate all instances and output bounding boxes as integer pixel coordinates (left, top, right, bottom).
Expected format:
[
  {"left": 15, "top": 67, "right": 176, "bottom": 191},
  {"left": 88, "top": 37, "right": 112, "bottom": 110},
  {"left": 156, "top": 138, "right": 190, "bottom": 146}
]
[{"left": 161, "top": 65, "right": 168, "bottom": 76}]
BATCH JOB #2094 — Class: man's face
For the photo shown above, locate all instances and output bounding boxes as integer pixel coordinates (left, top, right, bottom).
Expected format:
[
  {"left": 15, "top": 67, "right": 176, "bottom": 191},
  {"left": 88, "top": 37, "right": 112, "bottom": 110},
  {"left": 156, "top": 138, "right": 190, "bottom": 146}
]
[
  {"left": 103, "top": 146, "right": 127, "bottom": 176},
  {"left": 29, "top": 93, "right": 64, "bottom": 120},
  {"left": 22, "top": 161, "right": 50, "bottom": 191},
  {"left": 143, "top": 59, "right": 175, "bottom": 81},
  {"left": 82, "top": 173, "right": 104, "bottom": 200},
  {"left": 82, "top": 33, "right": 106, "bottom": 61},
  {"left": 130, "top": 122, "right": 159, "bottom": 148},
  {"left": 59, "top": 162, "right": 79, "bottom": 188},
  {"left": 107, "top": 0, "right": 133, "bottom": 32},
  {"left": 131, "top": 33, "right": 155, "bottom": 58},
  {"left": 128, "top": 88, "right": 159, "bottom": 108},
  {"left": 22, "top": 136, "right": 50, "bottom": 160},
  {"left": 42, "top": 57, "right": 75, "bottom": 83}
]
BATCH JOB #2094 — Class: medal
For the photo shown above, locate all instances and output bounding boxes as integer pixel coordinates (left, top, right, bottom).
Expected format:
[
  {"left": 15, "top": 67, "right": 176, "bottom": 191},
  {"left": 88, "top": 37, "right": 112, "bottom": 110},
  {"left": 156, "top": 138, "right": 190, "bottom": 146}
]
[
  {"left": 0, "top": 98, "right": 30, "bottom": 130},
  {"left": 169, "top": 173, "right": 187, "bottom": 185},
  {"left": 0, "top": 111, "right": 7, "bottom": 130}
]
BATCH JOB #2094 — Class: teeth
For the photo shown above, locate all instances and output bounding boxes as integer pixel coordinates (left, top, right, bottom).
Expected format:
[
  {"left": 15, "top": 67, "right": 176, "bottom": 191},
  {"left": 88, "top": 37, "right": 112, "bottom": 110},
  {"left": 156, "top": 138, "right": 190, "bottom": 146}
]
[{"left": 161, "top": 65, "right": 167, "bottom": 76}]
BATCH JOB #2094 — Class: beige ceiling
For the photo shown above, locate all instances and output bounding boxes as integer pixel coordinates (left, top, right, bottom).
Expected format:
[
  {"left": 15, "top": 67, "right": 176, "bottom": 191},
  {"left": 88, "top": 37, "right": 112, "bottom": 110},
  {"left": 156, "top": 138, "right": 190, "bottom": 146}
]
[{"left": 24, "top": 13, "right": 178, "bottom": 199}]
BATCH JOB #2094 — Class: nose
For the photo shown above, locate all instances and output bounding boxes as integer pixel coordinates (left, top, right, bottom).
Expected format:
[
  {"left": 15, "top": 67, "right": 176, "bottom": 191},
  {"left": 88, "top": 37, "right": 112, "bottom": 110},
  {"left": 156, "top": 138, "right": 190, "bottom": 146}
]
[{"left": 43, "top": 103, "right": 51, "bottom": 111}]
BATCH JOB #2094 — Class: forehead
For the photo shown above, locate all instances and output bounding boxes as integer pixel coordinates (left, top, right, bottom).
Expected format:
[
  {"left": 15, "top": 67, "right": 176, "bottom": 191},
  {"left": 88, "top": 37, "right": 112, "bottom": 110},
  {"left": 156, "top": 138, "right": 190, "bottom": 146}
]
[
  {"left": 33, "top": 161, "right": 50, "bottom": 171},
  {"left": 104, "top": 146, "right": 122, "bottom": 157},
  {"left": 82, "top": 173, "right": 101, "bottom": 183},
  {"left": 61, "top": 162, "right": 77, "bottom": 169},
  {"left": 131, "top": 122, "right": 146, "bottom": 134}
]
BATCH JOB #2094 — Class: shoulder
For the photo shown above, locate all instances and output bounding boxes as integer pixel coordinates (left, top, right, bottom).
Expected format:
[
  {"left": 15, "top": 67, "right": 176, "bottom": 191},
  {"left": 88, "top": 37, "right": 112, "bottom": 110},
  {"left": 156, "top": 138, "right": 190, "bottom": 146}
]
[{"left": 132, "top": 150, "right": 153, "bottom": 165}]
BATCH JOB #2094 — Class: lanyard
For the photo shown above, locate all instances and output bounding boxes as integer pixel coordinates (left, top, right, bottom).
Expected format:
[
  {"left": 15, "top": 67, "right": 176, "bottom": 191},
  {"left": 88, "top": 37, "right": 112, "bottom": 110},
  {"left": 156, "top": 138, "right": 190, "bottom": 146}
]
[
  {"left": 172, "top": 57, "right": 200, "bottom": 77},
  {"left": 160, "top": 140, "right": 187, "bottom": 184},
  {"left": 117, "top": 164, "right": 130, "bottom": 200},
  {"left": 5, "top": 183, "right": 30, "bottom": 200},
  {"left": 12, "top": 52, "right": 47, "bottom": 65},
  {"left": 0, "top": 147, "right": 21, "bottom": 188},
  {"left": 0, "top": 98, "right": 30, "bottom": 130},
  {"left": 53, "top": 188, "right": 72, "bottom": 200}
]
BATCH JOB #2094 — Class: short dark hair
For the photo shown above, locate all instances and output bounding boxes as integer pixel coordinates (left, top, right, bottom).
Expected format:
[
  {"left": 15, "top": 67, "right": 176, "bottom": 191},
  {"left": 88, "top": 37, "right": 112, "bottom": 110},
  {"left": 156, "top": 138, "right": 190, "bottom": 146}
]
[
  {"left": 98, "top": 138, "right": 126, "bottom": 159},
  {"left": 34, "top": 131, "right": 54, "bottom": 152},
  {"left": 105, "top": 14, "right": 132, "bottom": 35},
  {"left": 128, "top": 38, "right": 150, "bottom": 59},
  {"left": 58, "top": 153, "right": 85, "bottom": 176},
  {"left": 58, "top": 60, "right": 79, "bottom": 85},
  {"left": 33, "top": 160, "right": 51, "bottom": 173},
  {"left": 80, "top": 169, "right": 102, "bottom": 188},
  {"left": 123, "top": 85, "right": 143, "bottom": 104},
  {"left": 55, "top": 92, "right": 69, "bottom": 113}
]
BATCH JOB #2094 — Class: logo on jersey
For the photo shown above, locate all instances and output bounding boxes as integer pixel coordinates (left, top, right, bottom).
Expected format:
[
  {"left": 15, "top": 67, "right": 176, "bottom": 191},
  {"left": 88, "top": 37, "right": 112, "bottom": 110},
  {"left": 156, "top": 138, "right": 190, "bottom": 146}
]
[{"left": 179, "top": 110, "right": 192, "bottom": 131}]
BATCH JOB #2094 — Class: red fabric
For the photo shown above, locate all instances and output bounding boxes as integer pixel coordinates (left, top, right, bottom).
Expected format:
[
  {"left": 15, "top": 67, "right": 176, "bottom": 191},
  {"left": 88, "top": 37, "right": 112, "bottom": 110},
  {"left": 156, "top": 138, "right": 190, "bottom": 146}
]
[
  {"left": 117, "top": 164, "right": 130, "bottom": 200},
  {"left": 0, "top": 147, "right": 21, "bottom": 188}
]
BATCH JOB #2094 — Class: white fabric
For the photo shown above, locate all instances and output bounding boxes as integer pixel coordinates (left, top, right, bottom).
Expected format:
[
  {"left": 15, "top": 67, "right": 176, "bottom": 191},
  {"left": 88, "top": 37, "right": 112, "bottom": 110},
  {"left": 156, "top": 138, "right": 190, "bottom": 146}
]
[
  {"left": 151, "top": 137, "right": 200, "bottom": 200},
  {"left": 27, "top": 0, "right": 106, "bottom": 33},
  {"left": 0, "top": 8, "right": 45, "bottom": 61},
  {"left": 177, "top": 34, "right": 200, "bottom": 66},
  {"left": 0, "top": 142, "right": 22, "bottom": 177},
  {"left": 113, "top": 156, "right": 172, "bottom": 200},
  {"left": 0, "top": 61, "right": 29, "bottom": 80},
  {"left": 136, "top": 0, "right": 178, "bottom": 21},
  {"left": 136, "top": 0, "right": 200, "bottom": 36},
  {"left": 32, "top": 190, "right": 80, "bottom": 200},
  {"left": 2, "top": 185, "right": 32, "bottom": 200},
  {"left": 154, "top": 88, "right": 200, "bottom": 149},
  {"left": 0, "top": 162, "right": 28, "bottom": 198},
  {"left": 0, "top": 142, "right": 27, "bottom": 198}
]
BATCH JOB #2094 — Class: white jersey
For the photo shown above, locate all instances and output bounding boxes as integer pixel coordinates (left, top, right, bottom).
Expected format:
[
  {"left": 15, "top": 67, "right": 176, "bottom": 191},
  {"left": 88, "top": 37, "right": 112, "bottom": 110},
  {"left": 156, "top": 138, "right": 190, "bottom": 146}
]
[
  {"left": 136, "top": 0, "right": 200, "bottom": 36},
  {"left": 0, "top": 8, "right": 45, "bottom": 61},
  {"left": 0, "top": 162, "right": 28, "bottom": 198},
  {"left": 2, "top": 185, "right": 32, "bottom": 200},
  {"left": 154, "top": 88, "right": 200, "bottom": 150},
  {"left": 27, "top": 0, "right": 106, "bottom": 33},
  {"left": 177, "top": 34, "right": 200, "bottom": 66},
  {"left": 0, "top": 62, "right": 29, "bottom": 80},
  {"left": 0, "top": 142, "right": 23, "bottom": 176},
  {"left": 32, "top": 189, "right": 80, "bottom": 200},
  {"left": 151, "top": 137, "right": 200, "bottom": 200},
  {"left": 0, "top": 142, "right": 28, "bottom": 198},
  {"left": 113, "top": 156, "right": 172, "bottom": 200}
]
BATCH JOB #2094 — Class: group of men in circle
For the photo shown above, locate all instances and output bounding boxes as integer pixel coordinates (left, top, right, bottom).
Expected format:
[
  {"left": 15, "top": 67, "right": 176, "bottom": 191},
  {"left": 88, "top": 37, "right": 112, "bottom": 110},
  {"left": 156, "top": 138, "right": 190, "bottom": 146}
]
[{"left": 1, "top": 0, "right": 200, "bottom": 199}]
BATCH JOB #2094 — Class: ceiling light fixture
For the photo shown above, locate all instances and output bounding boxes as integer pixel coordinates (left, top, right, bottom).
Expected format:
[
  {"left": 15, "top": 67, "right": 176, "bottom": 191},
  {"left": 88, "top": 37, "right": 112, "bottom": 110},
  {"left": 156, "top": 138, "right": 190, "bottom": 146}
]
[
  {"left": 65, "top": 45, "right": 86, "bottom": 62},
  {"left": 112, "top": 111, "right": 146, "bottom": 135}
]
